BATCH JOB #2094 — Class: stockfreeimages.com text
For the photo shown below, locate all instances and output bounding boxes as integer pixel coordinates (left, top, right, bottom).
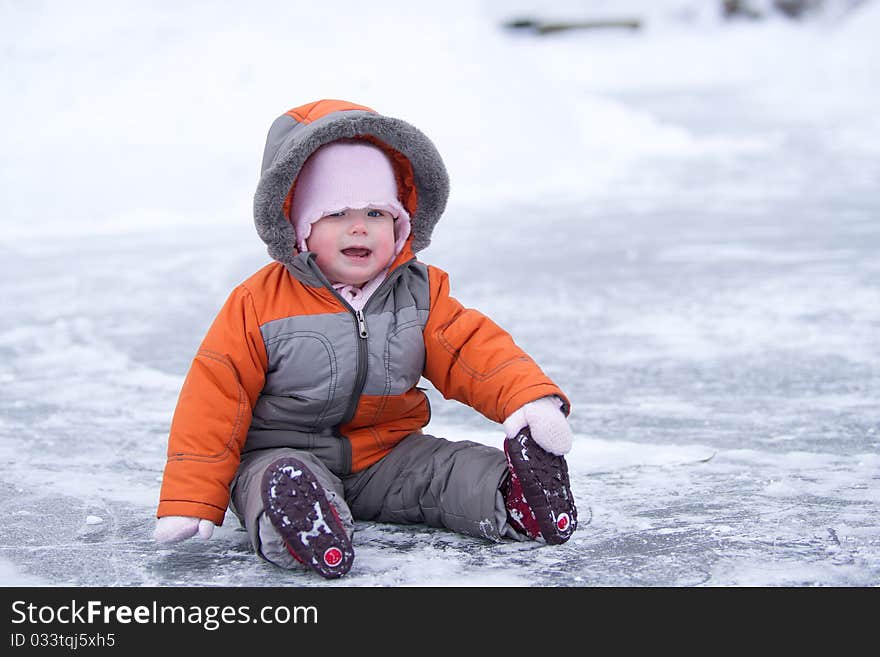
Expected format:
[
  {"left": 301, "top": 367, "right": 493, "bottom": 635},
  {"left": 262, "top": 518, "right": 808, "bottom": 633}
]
[{"left": 10, "top": 599, "right": 317, "bottom": 631}]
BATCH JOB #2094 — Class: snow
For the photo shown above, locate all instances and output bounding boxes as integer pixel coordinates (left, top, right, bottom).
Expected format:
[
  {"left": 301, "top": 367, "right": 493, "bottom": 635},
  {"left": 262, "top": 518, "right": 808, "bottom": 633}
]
[{"left": 1, "top": 0, "right": 878, "bottom": 586}]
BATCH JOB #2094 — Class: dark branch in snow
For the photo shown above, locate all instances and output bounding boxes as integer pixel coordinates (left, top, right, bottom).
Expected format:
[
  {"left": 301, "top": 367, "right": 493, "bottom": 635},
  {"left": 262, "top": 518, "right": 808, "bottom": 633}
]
[{"left": 502, "top": 17, "right": 642, "bottom": 35}]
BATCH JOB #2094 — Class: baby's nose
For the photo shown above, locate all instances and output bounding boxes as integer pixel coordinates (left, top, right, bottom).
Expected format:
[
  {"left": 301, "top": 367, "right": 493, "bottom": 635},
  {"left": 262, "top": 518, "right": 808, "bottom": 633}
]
[{"left": 348, "top": 219, "right": 368, "bottom": 234}]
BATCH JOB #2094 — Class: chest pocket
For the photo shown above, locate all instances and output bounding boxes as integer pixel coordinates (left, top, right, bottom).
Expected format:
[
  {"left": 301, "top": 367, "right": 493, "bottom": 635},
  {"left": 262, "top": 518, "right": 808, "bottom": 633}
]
[{"left": 260, "top": 331, "right": 341, "bottom": 428}]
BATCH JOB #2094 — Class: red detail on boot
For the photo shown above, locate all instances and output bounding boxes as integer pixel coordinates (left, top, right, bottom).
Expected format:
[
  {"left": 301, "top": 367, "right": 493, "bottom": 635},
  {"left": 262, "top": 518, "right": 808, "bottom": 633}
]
[
  {"left": 556, "top": 513, "right": 570, "bottom": 532},
  {"left": 503, "top": 467, "right": 543, "bottom": 540},
  {"left": 329, "top": 504, "right": 344, "bottom": 525},
  {"left": 323, "top": 505, "right": 347, "bottom": 567},
  {"left": 285, "top": 542, "right": 305, "bottom": 565},
  {"left": 323, "top": 547, "right": 343, "bottom": 567}
]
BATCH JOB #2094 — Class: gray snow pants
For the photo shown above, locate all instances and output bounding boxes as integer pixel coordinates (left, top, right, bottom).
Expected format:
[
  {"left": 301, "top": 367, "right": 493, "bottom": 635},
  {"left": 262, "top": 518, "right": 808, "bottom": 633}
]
[{"left": 229, "top": 432, "right": 523, "bottom": 569}]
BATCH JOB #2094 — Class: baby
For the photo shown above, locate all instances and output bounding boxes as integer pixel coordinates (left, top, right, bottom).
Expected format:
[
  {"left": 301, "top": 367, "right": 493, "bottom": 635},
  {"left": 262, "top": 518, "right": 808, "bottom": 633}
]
[{"left": 154, "top": 99, "right": 577, "bottom": 578}]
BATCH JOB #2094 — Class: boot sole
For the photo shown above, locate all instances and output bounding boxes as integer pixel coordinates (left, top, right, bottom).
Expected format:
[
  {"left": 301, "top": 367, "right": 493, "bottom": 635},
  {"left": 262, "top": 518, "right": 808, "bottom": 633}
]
[{"left": 261, "top": 457, "right": 354, "bottom": 579}]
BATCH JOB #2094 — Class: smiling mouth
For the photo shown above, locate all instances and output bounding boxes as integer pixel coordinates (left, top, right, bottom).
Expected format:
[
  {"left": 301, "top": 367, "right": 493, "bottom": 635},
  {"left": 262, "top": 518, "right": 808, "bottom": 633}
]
[{"left": 341, "top": 247, "right": 372, "bottom": 259}]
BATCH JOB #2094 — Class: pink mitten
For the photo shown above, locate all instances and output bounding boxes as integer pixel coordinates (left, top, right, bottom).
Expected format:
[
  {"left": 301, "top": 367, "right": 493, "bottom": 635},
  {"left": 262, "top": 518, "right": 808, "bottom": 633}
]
[
  {"left": 153, "top": 516, "right": 215, "bottom": 543},
  {"left": 503, "top": 396, "right": 572, "bottom": 455}
]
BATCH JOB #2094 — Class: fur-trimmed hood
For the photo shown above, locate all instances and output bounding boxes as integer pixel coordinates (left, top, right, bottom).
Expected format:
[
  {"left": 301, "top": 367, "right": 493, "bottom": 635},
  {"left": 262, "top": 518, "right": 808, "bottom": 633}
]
[{"left": 254, "top": 99, "right": 450, "bottom": 267}]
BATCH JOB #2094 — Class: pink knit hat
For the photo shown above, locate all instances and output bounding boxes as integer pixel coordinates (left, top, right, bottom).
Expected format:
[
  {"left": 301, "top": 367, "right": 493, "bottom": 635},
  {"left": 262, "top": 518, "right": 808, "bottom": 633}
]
[{"left": 289, "top": 139, "right": 411, "bottom": 256}]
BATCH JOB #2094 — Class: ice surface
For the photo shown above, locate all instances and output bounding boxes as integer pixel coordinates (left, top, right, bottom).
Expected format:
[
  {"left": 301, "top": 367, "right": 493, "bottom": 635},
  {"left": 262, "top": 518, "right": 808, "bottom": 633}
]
[{"left": 0, "top": 0, "right": 878, "bottom": 586}]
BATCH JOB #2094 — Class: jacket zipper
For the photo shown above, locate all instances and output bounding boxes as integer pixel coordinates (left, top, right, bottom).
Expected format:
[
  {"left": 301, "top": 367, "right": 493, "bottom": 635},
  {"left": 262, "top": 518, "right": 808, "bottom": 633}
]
[
  {"left": 342, "top": 308, "right": 369, "bottom": 425},
  {"left": 355, "top": 309, "right": 369, "bottom": 339}
]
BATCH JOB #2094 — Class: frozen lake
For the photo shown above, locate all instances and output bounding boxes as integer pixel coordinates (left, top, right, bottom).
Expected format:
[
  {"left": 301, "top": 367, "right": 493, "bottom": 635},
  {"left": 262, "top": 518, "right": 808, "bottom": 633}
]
[{"left": 1, "top": 1, "right": 878, "bottom": 586}]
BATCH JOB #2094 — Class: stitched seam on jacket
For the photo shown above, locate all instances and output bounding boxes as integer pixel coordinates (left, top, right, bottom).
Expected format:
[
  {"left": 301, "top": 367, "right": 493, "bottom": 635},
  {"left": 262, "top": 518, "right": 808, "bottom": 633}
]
[
  {"left": 435, "top": 325, "right": 529, "bottom": 382},
  {"left": 169, "top": 349, "right": 245, "bottom": 463},
  {"left": 238, "top": 283, "right": 262, "bottom": 324},
  {"left": 501, "top": 384, "right": 565, "bottom": 421},
  {"left": 369, "top": 426, "right": 385, "bottom": 450},
  {"left": 159, "top": 499, "right": 227, "bottom": 512}
]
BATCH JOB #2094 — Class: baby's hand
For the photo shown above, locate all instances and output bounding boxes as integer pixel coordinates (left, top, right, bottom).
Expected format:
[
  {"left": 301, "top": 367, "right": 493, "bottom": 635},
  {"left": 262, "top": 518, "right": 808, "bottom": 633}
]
[
  {"left": 503, "top": 396, "right": 573, "bottom": 455},
  {"left": 153, "top": 515, "right": 215, "bottom": 543}
]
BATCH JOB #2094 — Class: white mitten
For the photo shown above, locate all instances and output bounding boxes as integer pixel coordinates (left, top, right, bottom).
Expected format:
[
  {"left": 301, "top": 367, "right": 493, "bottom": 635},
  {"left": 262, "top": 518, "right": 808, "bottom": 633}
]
[
  {"left": 154, "top": 516, "right": 215, "bottom": 543},
  {"left": 503, "top": 396, "right": 572, "bottom": 455}
]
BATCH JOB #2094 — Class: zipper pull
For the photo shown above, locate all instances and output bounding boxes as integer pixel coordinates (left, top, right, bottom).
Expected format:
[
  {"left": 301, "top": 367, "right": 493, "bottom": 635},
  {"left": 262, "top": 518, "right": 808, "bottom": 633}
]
[{"left": 355, "top": 309, "right": 368, "bottom": 339}]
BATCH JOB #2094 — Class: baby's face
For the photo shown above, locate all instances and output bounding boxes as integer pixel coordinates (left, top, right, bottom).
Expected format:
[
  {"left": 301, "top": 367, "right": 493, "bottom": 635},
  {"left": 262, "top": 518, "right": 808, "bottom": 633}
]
[{"left": 307, "top": 208, "right": 396, "bottom": 286}]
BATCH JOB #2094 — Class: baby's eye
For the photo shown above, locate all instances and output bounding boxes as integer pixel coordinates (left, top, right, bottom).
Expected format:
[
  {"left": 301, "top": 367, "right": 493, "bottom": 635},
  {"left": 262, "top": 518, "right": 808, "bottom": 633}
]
[
  {"left": 366, "top": 209, "right": 385, "bottom": 218},
  {"left": 326, "top": 211, "right": 346, "bottom": 218}
]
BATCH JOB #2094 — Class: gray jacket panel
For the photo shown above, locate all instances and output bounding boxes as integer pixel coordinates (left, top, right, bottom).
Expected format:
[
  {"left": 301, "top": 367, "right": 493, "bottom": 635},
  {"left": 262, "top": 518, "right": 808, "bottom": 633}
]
[{"left": 254, "top": 311, "right": 357, "bottom": 431}]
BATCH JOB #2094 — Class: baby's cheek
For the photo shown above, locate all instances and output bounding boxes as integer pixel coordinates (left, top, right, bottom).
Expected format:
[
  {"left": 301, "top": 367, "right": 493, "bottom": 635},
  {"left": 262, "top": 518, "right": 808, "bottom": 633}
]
[
  {"left": 378, "top": 238, "right": 396, "bottom": 263},
  {"left": 376, "top": 224, "right": 396, "bottom": 252}
]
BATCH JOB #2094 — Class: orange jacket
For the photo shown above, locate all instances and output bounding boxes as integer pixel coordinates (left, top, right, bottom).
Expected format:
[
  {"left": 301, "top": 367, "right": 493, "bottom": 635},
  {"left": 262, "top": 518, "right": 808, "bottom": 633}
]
[{"left": 156, "top": 101, "right": 569, "bottom": 524}]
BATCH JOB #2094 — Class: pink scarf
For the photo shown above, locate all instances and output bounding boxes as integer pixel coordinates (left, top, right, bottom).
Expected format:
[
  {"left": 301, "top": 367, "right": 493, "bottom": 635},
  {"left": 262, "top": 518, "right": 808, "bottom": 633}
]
[{"left": 331, "top": 268, "right": 389, "bottom": 311}]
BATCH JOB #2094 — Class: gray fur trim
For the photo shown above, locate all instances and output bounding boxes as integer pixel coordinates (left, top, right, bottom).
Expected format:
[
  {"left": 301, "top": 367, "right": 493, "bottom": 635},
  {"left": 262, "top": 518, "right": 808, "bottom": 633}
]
[{"left": 254, "top": 110, "right": 449, "bottom": 265}]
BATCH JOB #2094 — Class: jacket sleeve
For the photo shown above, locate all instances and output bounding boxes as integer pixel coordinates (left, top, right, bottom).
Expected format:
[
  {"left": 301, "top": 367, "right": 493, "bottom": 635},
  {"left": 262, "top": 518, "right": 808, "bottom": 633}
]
[
  {"left": 156, "top": 285, "right": 268, "bottom": 524},
  {"left": 422, "top": 265, "right": 570, "bottom": 424}
]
